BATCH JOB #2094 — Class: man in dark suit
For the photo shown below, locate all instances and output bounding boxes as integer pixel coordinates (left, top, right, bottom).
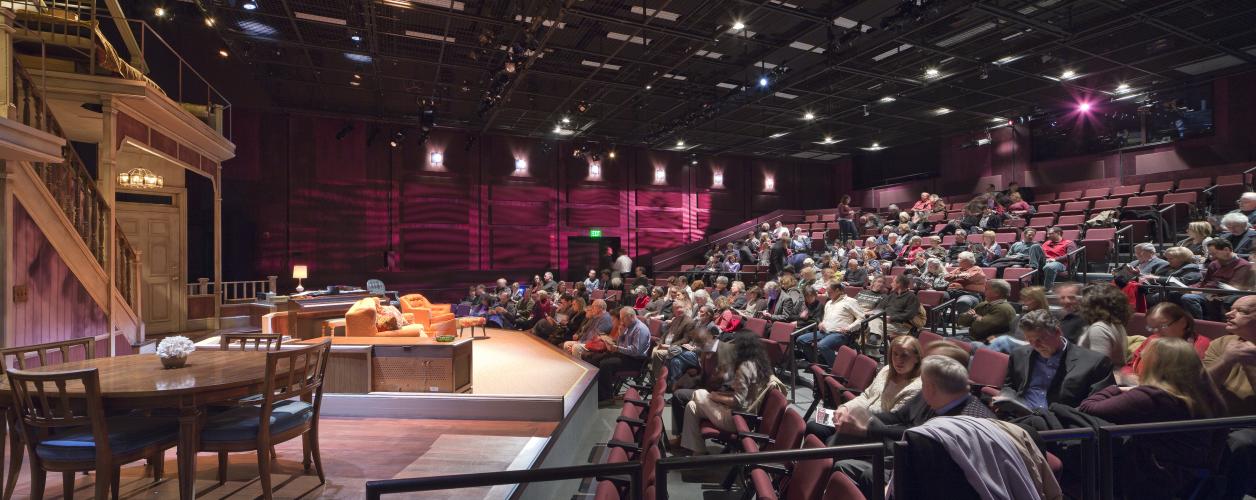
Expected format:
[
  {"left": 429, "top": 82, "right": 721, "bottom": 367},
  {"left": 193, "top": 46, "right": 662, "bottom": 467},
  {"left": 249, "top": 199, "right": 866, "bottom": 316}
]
[
  {"left": 997, "top": 309, "right": 1114, "bottom": 412},
  {"left": 833, "top": 353, "right": 995, "bottom": 497}
]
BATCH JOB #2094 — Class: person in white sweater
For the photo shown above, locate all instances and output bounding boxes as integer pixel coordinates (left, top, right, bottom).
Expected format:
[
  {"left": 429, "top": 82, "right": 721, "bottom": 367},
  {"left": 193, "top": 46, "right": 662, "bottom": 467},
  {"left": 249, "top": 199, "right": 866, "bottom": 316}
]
[
  {"left": 805, "top": 335, "right": 922, "bottom": 442},
  {"left": 1079, "top": 283, "right": 1133, "bottom": 368}
]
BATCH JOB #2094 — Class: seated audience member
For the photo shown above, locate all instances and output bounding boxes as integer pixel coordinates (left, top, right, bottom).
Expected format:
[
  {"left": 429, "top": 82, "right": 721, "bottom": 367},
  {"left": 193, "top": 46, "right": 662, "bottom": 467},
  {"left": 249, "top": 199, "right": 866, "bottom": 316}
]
[
  {"left": 521, "top": 290, "right": 551, "bottom": 331},
  {"left": 836, "top": 196, "right": 858, "bottom": 239},
  {"left": 870, "top": 274, "right": 921, "bottom": 342},
  {"left": 1233, "top": 192, "right": 1256, "bottom": 225},
  {"left": 1178, "top": 238, "right": 1254, "bottom": 320},
  {"left": 482, "top": 290, "right": 519, "bottom": 329},
  {"left": 842, "top": 258, "right": 869, "bottom": 287},
  {"left": 532, "top": 294, "right": 575, "bottom": 344},
  {"left": 563, "top": 299, "right": 611, "bottom": 356},
  {"left": 673, "top": 330, "right": 772, "bottom": 454},
  {"left": 976, "top": 230, "right": 1004, "bottom": 266},
  {"left": 762, "top": 275, "right": 804, "bottom": 322},
  {"left": 797, "top": 283, "right": 865, "bottom": 365},
  {"left": 797, "top": 287, "right": 825, "bottom": 328},
  {"left": 959, "top": 279, "right": 1018, "bottom": 345},
  {"left": 814, "top": 267, "right": 836, "bottom": 294},
  {"left": 833, "top": 353, "right": 993, "bottom": 497},
  {"left": 651, "top": 303, "right": 697, "bottom": 384},
  {"left": 739, "top": 286, "right": 766, "bottom": 316},
  {"left": 573, "top": 282, "right": 590, "bottom": 302},
  {"left": 540, "top": 271, "right": 559, "bottom": 293},
  {"left": 1204, "top": 295, "right": 1256, "bottom": 498},
  {"left": 1142, "top": 246, "right": 1204, "bottom": 306},
  {"left": 1128, "top": 242, "right": 1169, "bottom": 275},
  {"left": 946, "top": 229, "right": 970, "bottom": 261},
  {"left": 631, "top": 266, "right": 651, "bottom": 291},
  {"left": 899, "top": 236, "right": 925, "bottom": 263},
  {"left": 997, "top": 309, "right": 1114, "bottom": 413},
  {"left": 712, "top": 297, "right": 742, "bottom": 333},
  {"left": 1123, "top": 302, "right": 1210, "bottom": 379},
  {"left": 773, "top": 221, "right": 791, "bottom": 240},
  {"left": 1026, "top": 226, "right": 1077, "bottom": 291},
  {"left": 987, "top": 286, "right": 1048, "bottom": 354},
  {"left": 807, "top": 336, "right": 922, "bottom": 443},
  {"left": 721, "top": 253, "right": 741, "bottom": 274},
  {"left": 1079, "top": 283, "right": 1132, "bottom": 369},
  {"left": 727, "top": 280, "right": 746, "bottom": 308},
  {"left": 595, "top": 307, "right": 653, "bottom": 404},
  {"left": 711, "top": 276, "right": 731, "bottom": 299},
  {"left": 1178, "top": 221, "right": 1212, "bottom": 257},
  {"left": 1005, "top": 191, "right": 1033, "bottom": 216},
  {"left": 911, "top": 191, "right": 933, "bottom": 214},
  {"left": 1080, "top": 337, "right": 1225, "bottom": 499},
  {"left": 642, "top": 287, "right": 670, "bottom": 318},
  {"left": 1008, "top": 228, "right": 1037, "bottom": 258},
  {"left": 1219, "top": 212, "right": 1256, "bottom": 257},
  {"left": 943, "top": 251, "right": 986, "bottom": 314},
  {"left": 583, "top": 269, "right": 601, "bottom": 291},
  {"left": 797, "top": 267, "right": 818, "bottom": 292},
  {"left": 632, "top": 286, "right": 650, "bottom": 310},
  {"left": 939, "top": 202, "right": 984, "bottom": 236},
  {"left": 1055, "top": 283, "right": 1087, "bottom": 343},
  {"left": 915, "top": 258, "right": 948, "bottom": 291}
]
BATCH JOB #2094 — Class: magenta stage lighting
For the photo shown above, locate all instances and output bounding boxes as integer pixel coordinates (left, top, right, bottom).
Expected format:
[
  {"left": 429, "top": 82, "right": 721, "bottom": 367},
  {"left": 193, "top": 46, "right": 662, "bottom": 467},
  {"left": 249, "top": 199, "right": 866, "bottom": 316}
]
[{"left": 1077, "top": 101, "right": 1092, "bottom": 113}]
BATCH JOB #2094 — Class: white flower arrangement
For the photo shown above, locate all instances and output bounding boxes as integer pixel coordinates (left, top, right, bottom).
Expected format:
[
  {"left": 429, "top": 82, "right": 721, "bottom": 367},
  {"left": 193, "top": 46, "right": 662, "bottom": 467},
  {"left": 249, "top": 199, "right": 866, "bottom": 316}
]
[{"left": 156, "top": 336, "right": 196, "bottom": 359}]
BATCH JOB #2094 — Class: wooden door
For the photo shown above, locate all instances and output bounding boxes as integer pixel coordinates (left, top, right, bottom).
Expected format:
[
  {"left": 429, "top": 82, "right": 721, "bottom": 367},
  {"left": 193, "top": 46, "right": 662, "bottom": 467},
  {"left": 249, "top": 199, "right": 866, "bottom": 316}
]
[{"left": 117, "top": 196, "right": 184, "bottom": 334}]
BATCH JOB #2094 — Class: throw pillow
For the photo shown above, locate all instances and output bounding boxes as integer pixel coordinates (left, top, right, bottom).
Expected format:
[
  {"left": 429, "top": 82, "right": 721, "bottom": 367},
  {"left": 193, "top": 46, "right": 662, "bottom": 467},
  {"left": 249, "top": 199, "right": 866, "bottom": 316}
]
[
  {"left": 378, "top": 305, "right": 409, "bottom": 326},
  {"left": 375, "top": 313, "right": 399, "bottom": 332}
]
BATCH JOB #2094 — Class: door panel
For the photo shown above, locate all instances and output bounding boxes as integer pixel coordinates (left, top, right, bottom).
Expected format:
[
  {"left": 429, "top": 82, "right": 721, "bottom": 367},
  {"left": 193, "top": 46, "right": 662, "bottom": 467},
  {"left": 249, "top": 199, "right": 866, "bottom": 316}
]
[{"left": 117, "top": 199, "right": 183, "bottom": 334}]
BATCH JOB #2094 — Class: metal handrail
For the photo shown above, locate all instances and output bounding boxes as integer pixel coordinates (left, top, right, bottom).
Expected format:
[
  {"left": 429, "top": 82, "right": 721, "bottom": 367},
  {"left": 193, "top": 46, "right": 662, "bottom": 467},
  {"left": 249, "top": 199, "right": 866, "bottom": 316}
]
[
  {"left": 364, "top": 461, "right": 644, "bottom": 500},
  {"left": 1096, "top": 415, "right": 1256, "bottom": 500}
]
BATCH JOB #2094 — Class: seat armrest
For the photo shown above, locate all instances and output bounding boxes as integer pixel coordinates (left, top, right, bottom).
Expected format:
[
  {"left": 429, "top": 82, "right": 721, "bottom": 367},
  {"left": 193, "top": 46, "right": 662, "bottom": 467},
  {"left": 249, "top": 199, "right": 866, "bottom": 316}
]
[
  {"left": 748, "top": 463, "right": 790, "bottom": 476},
  {"left": 605, "top": 440, "right": 641, "bottom": 452},
  {"left": 737, "top": 431, "right": 773, "bottom": 444},
  {"left": 623, "top": 398, "right": 648, "bottom": 407},
  {"left": 616, "top": 416, "right": 645, "bottom": 426},
  {"left": 625, "top": 382, "right": 650, "bottom": 392}
]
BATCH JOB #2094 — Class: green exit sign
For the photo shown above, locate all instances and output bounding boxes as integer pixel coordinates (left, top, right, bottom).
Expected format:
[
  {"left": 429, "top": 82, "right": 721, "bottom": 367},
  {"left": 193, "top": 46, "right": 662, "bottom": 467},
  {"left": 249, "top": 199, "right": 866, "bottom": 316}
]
[{"left": 589, "top": 229, "right": 603, "bottom": 238}]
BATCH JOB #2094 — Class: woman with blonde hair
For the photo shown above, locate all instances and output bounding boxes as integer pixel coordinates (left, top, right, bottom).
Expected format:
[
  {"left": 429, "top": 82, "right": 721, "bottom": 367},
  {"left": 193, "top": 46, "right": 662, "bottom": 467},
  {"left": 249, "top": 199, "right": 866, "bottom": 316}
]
[
  {"left": 1080, "top": 337, "right": 1224, "bottom": 498},
  {"left": 805, "top": 335, "right": 923, "bottom": 443},
  {"left": 1177, "top": 221, "right": 1212, "bottom": 257}
]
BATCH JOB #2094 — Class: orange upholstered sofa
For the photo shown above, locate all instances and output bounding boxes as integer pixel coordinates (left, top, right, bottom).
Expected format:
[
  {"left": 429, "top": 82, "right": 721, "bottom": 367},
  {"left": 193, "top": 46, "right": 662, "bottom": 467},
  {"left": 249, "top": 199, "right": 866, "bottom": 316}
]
[{"left": 345, "top": 297, "right": 428, "bottom": 337}]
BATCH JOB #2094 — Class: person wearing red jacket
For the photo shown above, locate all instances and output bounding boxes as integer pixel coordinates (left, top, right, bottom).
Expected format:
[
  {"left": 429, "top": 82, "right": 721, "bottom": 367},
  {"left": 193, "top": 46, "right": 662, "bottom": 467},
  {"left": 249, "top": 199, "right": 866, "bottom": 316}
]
[{"left": 1025, "top": 226, "right": 1076, "bottom": 290}]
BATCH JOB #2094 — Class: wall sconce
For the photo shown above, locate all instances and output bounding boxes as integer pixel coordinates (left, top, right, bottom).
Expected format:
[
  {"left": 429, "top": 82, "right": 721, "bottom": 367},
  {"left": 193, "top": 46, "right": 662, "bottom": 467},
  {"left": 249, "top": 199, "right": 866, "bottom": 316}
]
[
  {"left": 588, "top": 162, "right": 602, "bottom": 179},
  {"left": 653, "top": 166, "right": 666, "bottom": 185},
  {"left": 514, "top": 158, "right": 528, "bottom": 174},
  {"left": 712, "top": 170, "right": 724, "bottom": 188},
  {"left": 764, "top": 175, "right": 775, "bottom": 192},
  {"left": 429, "top": 151, "right": 444, "bottom": 167}
]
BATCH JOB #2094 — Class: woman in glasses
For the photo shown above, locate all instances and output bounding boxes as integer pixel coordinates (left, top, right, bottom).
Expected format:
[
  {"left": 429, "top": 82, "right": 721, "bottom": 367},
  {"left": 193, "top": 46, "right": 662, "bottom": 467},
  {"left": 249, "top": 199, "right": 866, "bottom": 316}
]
[{"left": 1120, "top": 302, "right": 1211, "bottom": 381}]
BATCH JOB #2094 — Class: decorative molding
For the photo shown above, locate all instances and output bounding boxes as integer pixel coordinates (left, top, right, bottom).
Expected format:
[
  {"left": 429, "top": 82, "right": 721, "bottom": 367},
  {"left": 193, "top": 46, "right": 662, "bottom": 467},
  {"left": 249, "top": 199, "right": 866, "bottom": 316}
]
[{"left": 0, "top": 116, "right": 66, "bottom": 163}]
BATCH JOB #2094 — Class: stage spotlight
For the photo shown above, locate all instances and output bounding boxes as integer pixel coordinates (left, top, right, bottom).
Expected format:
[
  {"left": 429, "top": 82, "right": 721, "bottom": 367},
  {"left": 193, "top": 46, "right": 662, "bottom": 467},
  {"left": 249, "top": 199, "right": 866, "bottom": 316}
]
[
  {"left": 242, "top": 0, "right": 258, "bottom": 10},
  {"left": 733, "top": 21, "right": 745, "bottom": 30},
  {"left": 758, "top": 76, "right": 768, "bottom": 87},
  {"left": 576, "top": 101, "right": 589, "bottom": 113},
  {"left": 515, "top": 158, "right": 528, "bottom": 173},
  {"left": 591, "top": 152, "right": 601, "bottom": 162},
  {"left": 218, "top": 49, "right": 229, "bottom": 58},
  {"left": 676, "top": 139, "right": 685, "bottom": 148},
  {"left": 389, "top": 131, "right": 404, "bottom": 148},
  {"left": 608, "top": 150, "right": 616, "bottom": 159},
  {"left": 863, "top": 105, "right": 869, "bottom": 117},
  {"left": 1061, "top": 69, "right": 1076, "bottom": 80},
  {"left": 924, "top": 67, "right": 939, "bottom": 78},
  {"left": 1116, "top": 83, "right": 1130, "bottom": 94},
  {"left": 879, "top": 96, "right": 896, "bottom": 103},
  {"left": 205, "top": 17, "right": 216, "bottom": 27},
  {"left": 562, "top": 116, "right": 571, "bottom": 124},
  {"left": 803, "top": 112, "right": 815, "bottom": 120},
  {"left": 155, "top": 6, "right": 167, "bottom": 17},
  {"left": 1078, "top": 101, "right": 1092, "bottom": 113},
  {"left": 589, "top": 163, "right": 601, "bottom": 178}
]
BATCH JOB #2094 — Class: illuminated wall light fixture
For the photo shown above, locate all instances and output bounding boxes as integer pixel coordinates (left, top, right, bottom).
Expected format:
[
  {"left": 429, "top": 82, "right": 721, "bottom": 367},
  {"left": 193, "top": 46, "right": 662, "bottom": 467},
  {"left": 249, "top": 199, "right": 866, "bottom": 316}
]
[
  {"left": 429, "top": 151, "right": 444, "bottom": 166},
  {"left": 653, "top": 166, "right": 666, "bottom": 184},
  {"left": 712, "top": 170, "right": 724, "bottom": 188},
  {"left": 589, "top": 162, "right": 602, "bottom": 179},
  {"left": 764, "top": 175, "right": 775, "bottom": 192},
  {"left": 514, "top": 158, "right": 528, "bottom": 174}
]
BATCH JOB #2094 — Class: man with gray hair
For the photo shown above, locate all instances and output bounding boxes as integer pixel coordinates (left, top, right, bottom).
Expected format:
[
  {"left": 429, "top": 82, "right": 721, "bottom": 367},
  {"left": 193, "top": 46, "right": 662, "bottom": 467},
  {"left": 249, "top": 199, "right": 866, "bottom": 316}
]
[
  {"left": 563, "top": 299, "right": 612, "bottom": 356},
  {"left": 995, "top": 309, "right": 1114, "bottom": 415},
  {"left": 1233, "top": 191, "right": 1256, "bottom": 225},
  {"left": 1219, "top": 211, "right": 1256, "bottom": 257},
  {"left": 1127, "top": 242, "right": 1168, "bottom": 275},
  {"left": 595, "top": 307, "right": 653, "bottom": 404}
]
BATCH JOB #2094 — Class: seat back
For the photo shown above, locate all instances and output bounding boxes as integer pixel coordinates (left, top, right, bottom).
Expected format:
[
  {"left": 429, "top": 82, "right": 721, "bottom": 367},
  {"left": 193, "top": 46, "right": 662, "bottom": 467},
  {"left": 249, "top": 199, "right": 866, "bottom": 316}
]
[
  {"left": 758, "top": 389, "right": 789, "bottom": 437},
  {"left": 1080, "top": 188, "right": 1109, "bottom": 199},
  {"left": 1196, "top": 320, "right": 1228, "bottom": 340},
  {"left": 1127, "top": 312, "right": 1147, "bottom": 336},
  {"left": 969, "top": 348, "right": 1010, "bottom": 387},
  {"left": 980, "top": 267, "right": 997, "bottom": 279},
  {"left": 7, "top": 367, "right": 107, "bottom": 459},
  {"left": 831, "top": 345, "right": 858, "bottom": 379},
  {"left": 918, "top": 330, "right": 944, "bottom": 347},
  {"left": 743, "top": 317, "right": 769, "bottom": 337},
  {"left": 1056, "top": 214, "right": 1085, "bottom": 227},
  {"left": 1162, "top": 191, "right": 1197, "bottom": 205},
  {"left": 591, "top": 289, "right": 606, "bottom": 300},
  {"left": 1037, "top": 192, "right": 1058, "bottom": 203},
  {"left": 1216, "top": 174, "right": 1243, "bottom": 185},
  {"left": 1056, "top": 190, "right": 1082, "bottom": 201},
  {"left": 366, "top": 279, "right": 386, "bottom": 295},
  {"left": 1062, "top": 229, "right": 1081, "bottom": 241},
  {"left": 0, "top": 337, "right": 96, "bottom": 369},
  {"left": 785, "top": 436, "right": 835, "bottom": 500},
  {"left": 917, "top": 290, "right": 945, "bottom": 307},
  {"left": 260, "top": 340, "right": 332, "bottom": 430},
  {"left": 1093, "top": 198, "right": 1123, "bottom": 211},
  {"left": 844, "top": 286, "right": 862, "bottom": 298},
  {"left": 1035, "top": 203, "right": 1060, "bottom": 214},
  {"left": 221, "top": 333, "right": 284, "bottom": 351},
  {"left": 1143, "top": 180, "right": 1174, "bottom": 193},
  {"left": 765, "top": 408, "right": 806, "bottom": 452},
  {"left": 1028, "top": 215, "right": 1055, "bottom": 227},
  {"left": 1126, "top": 195, "right": 1159, "bottom": 208},
  {"left": 847, "top": 355, "right": 879, "bottom": 391},
  {"left": 1063, "top": 200, "right": 1091, "bottom": 213},
  {"left": 768, "top": 321, "right": 797, "bottom": 343},
  {"left": 646, "top": 317, "right": 664, "bottom": 338},
  {"left": 1111, "top": 185, "right": 1140, "bottom": 197},
  {"left": 1083, "top": 227, "right": 1116, "bottom": 242},
  {"left": 822, "top": 469, "right": 866, "bottom": 500}
]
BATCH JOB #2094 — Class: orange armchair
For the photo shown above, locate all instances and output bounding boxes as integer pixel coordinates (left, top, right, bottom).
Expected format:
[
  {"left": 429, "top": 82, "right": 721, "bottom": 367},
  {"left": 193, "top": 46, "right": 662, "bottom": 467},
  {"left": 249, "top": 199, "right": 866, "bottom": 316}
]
[
  {"left": 400, "top": 293, "right": 455, "bottom": 327},
  {"left": 345, "top": 297, "right": 427, "bottom": 338}
]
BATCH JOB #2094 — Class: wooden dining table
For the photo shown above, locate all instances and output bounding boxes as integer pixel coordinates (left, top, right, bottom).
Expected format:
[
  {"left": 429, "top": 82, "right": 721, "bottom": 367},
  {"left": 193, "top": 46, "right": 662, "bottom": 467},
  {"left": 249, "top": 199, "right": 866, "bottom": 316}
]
[{"left": 0, "top": 351, "right": 284, "bottom": 500}]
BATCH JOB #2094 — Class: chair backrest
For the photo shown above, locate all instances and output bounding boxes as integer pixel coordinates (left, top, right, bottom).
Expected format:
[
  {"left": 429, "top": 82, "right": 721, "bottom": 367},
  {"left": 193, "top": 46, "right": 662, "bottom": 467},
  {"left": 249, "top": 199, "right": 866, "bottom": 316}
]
[
  {"left": 1111, "top": 185, "right": 1140, "bottom": 197},
  {"left": 591, "top": 289, "right": 606, "bottom": 300},
  {"left": 1037, "top": 192, "right": 1058, "bottom": 203},
  {"left": 847, "top": 355, "right": 879, "bottom": 391},
  {"left": 1083, "top": 227, "right": 1117, "bottom": 241},
  {"left": 260, "top": 341, "right": 332, "bottom": 425},
  {"left": 1063, "top": 200, "right": 1090, "bottom": 212},
  {"left": 1028, "top": 216, "right": 1055, "bottom": 227},
  {"left": 766, "top": 408, "right": 806, "bottom": 452},
  {"left": 1056, "top": 214, "right": 1085, "bottom": 226},
  {"left": 1003, "top": 267, "right": 1035, "bottom": 282},
  {"left": 967, "top": 233, "right": 983, "bottom": 244},
  {"left": 844, "top": 286, "right": 862, "bottom": 298},
  {"left": 221, "top": 333, "right": 284, "bottom": 351},
  {"left": 1061, "top": 229, "right": 1081, "bottom": 241},
  {"left": 1162, "top": 191, "right": 1197, "bottom": 205},
  {"left": 890, "top": 266, "right": 906, "bottom": 276},
  {"left": 1056, "top": 190, "right": 1082, "bottom": 201},
  {"left": 917, "top": 290, "right": 945, "bottom": 307},
  {"left": 969, "top": 348, "right": 1010, "bottom": 387},
  {"left": 786, "top": 436, "right": 835, "bottom": 500},
  {"left": 822, "top": 469, "right": 865, "bottom": 500},
  {"left": 1216, "top": 174, "right": 1243, "bottom": 185},
  {"left": 941, "top": 235, "right": 956, "bottom": 246},
  {"left": 758, "top": 389, "right": 789, "bottom": 437},
  {"left": 743, "top": 317, "right": 769, "bottom": 337},
  {"left": 1128, "top": 312, "right": 1147, "bottom": 336},
  {"left": 1093, "top": 198, "right": 1123, "bottom": 210},
  {"left": 7, "top": 367, "right": 107, "bottom": 457},
  {"left": 0, "top": 337, "right": 96, "bottom": 369},
  {"left": 647, "top": 318, "right": 664, "bottom": 338},
  {"left": 995, "top": 232, "right": 1017, "bottom": 244},
  {"left": 1143, "top": 180, "right": 1174, "bottom": 193},
  {"left": 769, "top": 321, "right": 797, "bottom": 342},
  {"left": 1126, "top": 195, "right": 1159, "bottom": 207},
  {"left": 918, "top": 330, "right": 944, "bottom": 347},
  {"left": 1196, "top": 320, "right": 1229, "bottom": 340},
  {"left": 366, "top": 279, "right": 386, "bottom": 295},
  {"left": 831, "top": 345, "right": 858, "bottom": 379},
  {"left": 1035, "top": 203, "right": 1060, "bottom": 214},
  {"left": 1081, "top": 188, "right": 1109, "bottom": 199}
]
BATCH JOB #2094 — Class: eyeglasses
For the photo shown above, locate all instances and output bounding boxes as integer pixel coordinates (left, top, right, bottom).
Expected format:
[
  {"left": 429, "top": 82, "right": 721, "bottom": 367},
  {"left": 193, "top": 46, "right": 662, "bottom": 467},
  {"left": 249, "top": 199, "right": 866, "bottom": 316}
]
[{"left": 1145, "top": 316, "right": 1182, "bottom": 332}]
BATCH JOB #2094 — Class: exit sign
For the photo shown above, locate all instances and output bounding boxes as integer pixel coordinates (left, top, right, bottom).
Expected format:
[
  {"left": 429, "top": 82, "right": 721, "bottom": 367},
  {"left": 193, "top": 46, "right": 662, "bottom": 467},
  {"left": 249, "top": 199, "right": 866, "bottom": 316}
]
[{"left": 589, "top": 229, "right": 603, "bottom": 238}]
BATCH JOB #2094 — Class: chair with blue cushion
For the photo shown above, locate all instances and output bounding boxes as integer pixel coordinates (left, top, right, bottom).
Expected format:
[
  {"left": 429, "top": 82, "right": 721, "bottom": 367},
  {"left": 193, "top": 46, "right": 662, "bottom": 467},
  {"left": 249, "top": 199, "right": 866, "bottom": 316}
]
[
  {"left": 198, "top": 339, "right": 331, "bottom": 499},
  {"left": 366, "top": 279, "right": 400, "bottom": 307},
  {"left": 7, "top": 367, "right": 178, "bottom": 500}
]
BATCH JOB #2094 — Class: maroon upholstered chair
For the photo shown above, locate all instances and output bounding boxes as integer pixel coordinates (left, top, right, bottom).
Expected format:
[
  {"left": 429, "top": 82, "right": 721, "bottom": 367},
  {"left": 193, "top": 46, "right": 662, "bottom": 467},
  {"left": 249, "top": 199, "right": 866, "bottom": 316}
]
[
  {"left": 970, "top": 348, "right": 1010, "bottom": 391},
  {"left": 918, "top": 330, "right": 944, "bottom": 348},
  {"left": 822, "top": 469, "right": 867, "bottom": 500},
  {"left": 1111, "top": 184, "right": 1140, "bottom": 198},
  {"left": 743, "top": 317, "right": 769, "bottom": 337},
  {"left": 761, "top": 321, "right": 798, "bottom": 367},
  {"left": 1079, "top": 187, "right": 1110, "bottom": 201},
  {"left": 1143, "top": 180, "right": 1174, "bottom": 193}
]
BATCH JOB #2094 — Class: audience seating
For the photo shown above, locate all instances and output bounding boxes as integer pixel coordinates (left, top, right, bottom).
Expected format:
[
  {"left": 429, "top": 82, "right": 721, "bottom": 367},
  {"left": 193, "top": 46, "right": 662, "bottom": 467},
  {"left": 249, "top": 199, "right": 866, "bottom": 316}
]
[
  {"left": 1176, "top": 177, "right": 1211, "bottom": 193},
  {"left": 918, "top": 330, "right": 944, "bottom": 347},
  {"left": 969, "top": 348, "right": 1010, "bottom": 396},
  {"left": 1061, "top": 200, "right": 1091, "bottom": 216},
  {"left": 822, "top": 354, "right": 878, "bottom": 408},
  {"left": 1125, "top": 195, "right": 1159, "bottom": 209},
  {"left": 1093, "top": 198, "right": 1123, "bottom": 211},
  {"left": 1035, "top": 203, "right": 1061, "bottom": 215},
  {"left": 1143, "top": 180, "right": 1173, "bottom": 193},
  {"left": 1111, "top": 184, "right": 1140, "bottom": 198},
  {"left": 805, "top": 346, "right": 857, "bottom": 419},
  {"left": 762, "top": 321, "right": 799, "bottom": 368},
  {"left": 1056, "top": 190, "right": 1083, "bottom": 201},
  {"left": 744, "top": 317, "right": 769, "bottom": 338},
  {"left": 1080, "top": 227, "right": 1118, "bottom": 267},
  {"left": 1080, "top": 188, "right": 1110, "bottom": 201},
  {"left": 749, "top": 435, "right": 831, "bottom": 500}
]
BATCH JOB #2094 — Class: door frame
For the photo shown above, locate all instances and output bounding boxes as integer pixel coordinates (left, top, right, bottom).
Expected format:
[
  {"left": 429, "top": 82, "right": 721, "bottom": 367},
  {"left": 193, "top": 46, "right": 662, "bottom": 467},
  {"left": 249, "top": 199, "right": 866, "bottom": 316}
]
[{"left": 116, "top": 186, "right": 188, "bottom": 334}]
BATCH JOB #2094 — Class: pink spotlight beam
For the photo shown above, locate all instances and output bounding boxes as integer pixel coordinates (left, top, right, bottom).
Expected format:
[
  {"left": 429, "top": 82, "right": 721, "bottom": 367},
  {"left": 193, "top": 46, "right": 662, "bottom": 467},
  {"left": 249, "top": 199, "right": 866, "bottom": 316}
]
[{"left": 1078, "top": 101, "right": 1092, "bottom": 113}]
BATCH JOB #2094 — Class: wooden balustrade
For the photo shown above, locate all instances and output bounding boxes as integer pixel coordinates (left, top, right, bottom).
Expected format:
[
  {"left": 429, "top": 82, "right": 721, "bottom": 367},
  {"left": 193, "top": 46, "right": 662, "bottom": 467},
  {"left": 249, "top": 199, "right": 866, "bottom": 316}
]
[{"left": 188, "top": 277, "right": 278, "bottom": 303}]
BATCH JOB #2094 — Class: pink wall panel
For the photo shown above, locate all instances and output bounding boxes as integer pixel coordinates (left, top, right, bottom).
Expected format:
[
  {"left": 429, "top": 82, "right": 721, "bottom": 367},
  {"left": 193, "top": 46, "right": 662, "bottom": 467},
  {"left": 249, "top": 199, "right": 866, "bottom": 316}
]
[
  {"left": 490, "top": 184, "right": 553, "bottom": 202},
  {"left": 490, "top": 229, "right": 552, "bottom": 269},
  {"left": 489, "top": 202, "right": 551, "bottom": 226},
  {"left": 566, "top": 209, "right": 620, "bottom": 228},
  {"left": 566, "top": 187, "right": 620, "bottom": 206},
  {"left": 10, "top": 201, "right": 107, "bottom": 349},
  {"left": 635, "top": 190, "right": 685, "bottom": 207},
  {"left": 636, "top": 208, "right": 686, "bottom": 229}
]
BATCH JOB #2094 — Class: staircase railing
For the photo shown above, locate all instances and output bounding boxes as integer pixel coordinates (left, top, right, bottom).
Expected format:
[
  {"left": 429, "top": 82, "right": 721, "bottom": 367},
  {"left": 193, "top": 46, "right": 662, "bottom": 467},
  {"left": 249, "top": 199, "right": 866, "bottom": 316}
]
[{"left": 11, "top": 57, "right": 139, "bottom": 309}]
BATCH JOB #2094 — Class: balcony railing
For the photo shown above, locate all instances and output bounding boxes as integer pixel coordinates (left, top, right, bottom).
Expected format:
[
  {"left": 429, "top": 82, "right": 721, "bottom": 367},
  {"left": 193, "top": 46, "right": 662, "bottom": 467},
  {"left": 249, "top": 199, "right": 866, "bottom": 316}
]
[
  {"left": 188, "top": 277, "right": 278, "bottom": 303},
  {"left": 115, "top": 224, "right": 137, "bottom": 308}
]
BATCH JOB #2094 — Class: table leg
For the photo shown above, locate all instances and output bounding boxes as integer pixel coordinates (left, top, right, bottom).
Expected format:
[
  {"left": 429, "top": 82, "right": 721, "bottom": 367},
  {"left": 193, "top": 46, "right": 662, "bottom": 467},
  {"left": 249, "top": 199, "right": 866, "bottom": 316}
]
[{"left": 176, "top": 407, "right": 202, "bottom": 500}]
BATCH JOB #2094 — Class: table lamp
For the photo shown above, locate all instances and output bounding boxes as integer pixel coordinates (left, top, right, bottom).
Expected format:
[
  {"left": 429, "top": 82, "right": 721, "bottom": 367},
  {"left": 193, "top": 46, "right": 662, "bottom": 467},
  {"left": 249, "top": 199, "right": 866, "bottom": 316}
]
[{"left": 293, "top": 265, "right": 308, "bottom": 293}]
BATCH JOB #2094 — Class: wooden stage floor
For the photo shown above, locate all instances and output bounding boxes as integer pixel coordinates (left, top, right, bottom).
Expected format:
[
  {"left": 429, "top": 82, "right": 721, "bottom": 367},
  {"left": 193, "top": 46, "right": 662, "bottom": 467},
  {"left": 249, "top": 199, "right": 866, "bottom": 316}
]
[
  {"left": 463, "top": 329, "right": 590, "bottom": 396},
  {"left": 4, "top": 416, "right": 558, "bottom": 499}
]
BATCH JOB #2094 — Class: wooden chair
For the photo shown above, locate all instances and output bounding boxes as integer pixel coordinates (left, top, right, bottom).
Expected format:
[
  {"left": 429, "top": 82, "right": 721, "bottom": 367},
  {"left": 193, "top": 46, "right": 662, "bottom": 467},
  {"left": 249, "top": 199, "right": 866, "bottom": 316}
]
[
  {"left": 7, "top": 367, "right": 178, "bottom": 500},
  {"left": 199, "top": 340, "right": 332, "bottom": 498},
  {"left": 220, "top": 333, "right": 284, "bottom": 351},
  {"left": 0, "top": 338, "right": 98, "bottom": 499}
]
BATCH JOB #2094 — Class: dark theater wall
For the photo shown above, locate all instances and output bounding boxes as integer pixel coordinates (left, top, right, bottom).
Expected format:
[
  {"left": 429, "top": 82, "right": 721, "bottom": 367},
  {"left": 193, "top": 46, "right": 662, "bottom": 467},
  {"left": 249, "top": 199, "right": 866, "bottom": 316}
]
[{"left": 222, "top": 109, "right": 848, "bottom": 298}]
